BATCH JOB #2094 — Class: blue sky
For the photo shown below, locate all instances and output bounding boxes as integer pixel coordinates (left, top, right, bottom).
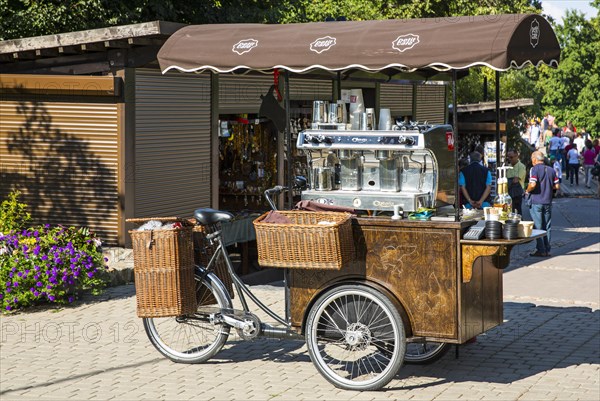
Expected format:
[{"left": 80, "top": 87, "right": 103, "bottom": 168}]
[{"left": 542, "top": 0, "right": 598, "bottom": 22}]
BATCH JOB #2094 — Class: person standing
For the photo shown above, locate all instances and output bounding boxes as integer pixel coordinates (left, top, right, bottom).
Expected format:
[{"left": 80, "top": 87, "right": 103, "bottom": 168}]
[
  {"left": 573, "top": 132, "right": 585, "bottom": 153},
  {"left": 582, "top": 140, "right": 597, "bottom": 188},
  {"left": 459, "top": 151, "right": 492, "bottom": 209},
  {"left": 550, "top": 155, "right": 563, "bottom": 197},
  {"left": 559, "top": 130, "right": 570, "bottom": 172},
  {"left": 529, "top": 119, "right": 541, "bottom": 149},
  {"left": 566, "top": 146, "right": 581, "bottom": 186},
  {"left": 548, "top": 130, "right": 562, "bottom": 160},
  {"left": 525, "top": 151, "right": 560, "bottom": 257},
  {"left": 593, "top": 138, "right": 600, "bottom": 155},
  {"left": 506, "top": 149, "right": 526, "bottom": 214}
]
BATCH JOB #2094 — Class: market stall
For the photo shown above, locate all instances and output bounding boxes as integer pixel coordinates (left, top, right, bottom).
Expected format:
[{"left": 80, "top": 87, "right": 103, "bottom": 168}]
[{"left": 151, "top": 14, "right": 560, "bottom": 390}]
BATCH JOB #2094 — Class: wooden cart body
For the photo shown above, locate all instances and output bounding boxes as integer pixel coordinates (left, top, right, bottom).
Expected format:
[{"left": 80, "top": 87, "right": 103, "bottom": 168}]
[{"left": 289, "top": 217, "right": 539, "bottom": 344}]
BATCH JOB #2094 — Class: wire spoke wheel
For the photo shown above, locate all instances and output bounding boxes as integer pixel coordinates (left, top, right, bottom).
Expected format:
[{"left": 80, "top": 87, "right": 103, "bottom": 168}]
[
  {"left": 306, "top": 285, "right": 405, "bottom": 391},
  {"left": 405, "top": 341, "right": 450, "bottom": 364},
  {"left": 143, "top": 269, "right": 231, "bottom": 363}
]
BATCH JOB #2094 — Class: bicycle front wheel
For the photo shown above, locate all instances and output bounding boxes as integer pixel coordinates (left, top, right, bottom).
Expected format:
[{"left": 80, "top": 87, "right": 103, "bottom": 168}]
[
  {"left": 405, "top": 341, "right": 450, "bottom": 364},
  {"left": 143, "top": 268, "right": 232, "bottom": 363},
  {"left": 305, "top": 285, "right": 406, "bottom": 391}
]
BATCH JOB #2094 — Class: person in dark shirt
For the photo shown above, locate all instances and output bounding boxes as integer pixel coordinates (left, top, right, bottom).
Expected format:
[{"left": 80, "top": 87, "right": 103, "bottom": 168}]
[
  {"left": 525, "top": 151, "right": 560, "bottom": 257},
  {"left": 459, "top": 152, "right": 492, "bottom": 209}
]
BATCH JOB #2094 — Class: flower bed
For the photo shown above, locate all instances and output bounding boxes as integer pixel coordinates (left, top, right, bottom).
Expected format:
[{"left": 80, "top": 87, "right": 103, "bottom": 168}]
[{"left": 0, "top": 225, "right": 109, "bottom": 312}]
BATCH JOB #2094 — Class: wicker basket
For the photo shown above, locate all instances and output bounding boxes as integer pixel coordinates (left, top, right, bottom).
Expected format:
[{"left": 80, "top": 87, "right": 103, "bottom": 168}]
[
  {"left": 128, "top": 218, "right": 197, "bottom": 318},
  {"left": 253, "top": 211, "right": 354, "bottom": 270}
]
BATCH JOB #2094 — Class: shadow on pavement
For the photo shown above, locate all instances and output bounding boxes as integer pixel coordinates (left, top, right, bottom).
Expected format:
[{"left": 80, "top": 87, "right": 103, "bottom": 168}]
[
  {"left": 506, "top": 229, "right": 600, "bottom": 271},
  {"left": 389, "top": 302, "right": 600, "bottom": 389}
]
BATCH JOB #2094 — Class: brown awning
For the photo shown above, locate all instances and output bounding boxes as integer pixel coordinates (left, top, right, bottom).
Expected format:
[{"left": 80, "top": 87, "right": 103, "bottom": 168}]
[{"left": 158, "top": 14, "right": 560, "bottom": 74}]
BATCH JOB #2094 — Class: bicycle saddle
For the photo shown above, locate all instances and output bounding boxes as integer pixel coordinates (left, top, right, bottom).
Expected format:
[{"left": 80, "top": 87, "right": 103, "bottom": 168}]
[{"left": 194, "top": 208, "right": 234, "bottom": 225}]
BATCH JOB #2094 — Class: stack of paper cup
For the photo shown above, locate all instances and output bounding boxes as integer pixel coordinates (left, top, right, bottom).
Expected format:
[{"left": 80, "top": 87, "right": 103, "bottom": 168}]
[{"left": 378, "top": 108, "right": 392, "bottom": 130}]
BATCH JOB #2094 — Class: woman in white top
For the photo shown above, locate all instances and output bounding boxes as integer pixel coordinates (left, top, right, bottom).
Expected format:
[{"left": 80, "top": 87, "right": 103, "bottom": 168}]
[{"left": 566, "top": 146, "right": 581, "bottom": 186}]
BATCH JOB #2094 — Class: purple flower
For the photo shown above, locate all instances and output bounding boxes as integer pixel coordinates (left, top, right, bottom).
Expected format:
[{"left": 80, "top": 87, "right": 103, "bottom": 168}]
[
  {"left": 0, "top": 293, "right": 3, "bottom": 299},
  {"left": 33, "top": 230, "right": 39, "bottom": 237},
  {"left": 41, "top": 255, "right": 48, "bottom": 261},
  {"left": 46, "top": 284, "right": 53, "bottom": 289},
  {"left": 68, "top": 296, "right": 74, "bottom": 303},
  {"left": 48, "top": 295, "right": 55, "bottom": 301},
  {"left": 8, "top": 272, "right": 13, "bottom": 278},
  {"left": 13, "top": 297, "right": 17, "bottom": 303},
  {"left": 33, "top": 245, "right": 41, "bottom": 256},
  {"left": 33, "top": 290, "right": 40, "bottom": 297},
  {"left": 17, "top": 272, "right": 23, "bottom": 277},
  {"left": 6, "top": 305, "right": 12, "bottom": 311},
  {"left": 87, "top": 272, "right": 94, "bottom": 278},
  {"left": 12, "top": 282, "right": 19, "bottom": 288},
  {"left": 6, "top": 288, "right": 11, "bottom": 294},
  {"left": 36, "top": 281, "right": 43, "bottom": 288}
]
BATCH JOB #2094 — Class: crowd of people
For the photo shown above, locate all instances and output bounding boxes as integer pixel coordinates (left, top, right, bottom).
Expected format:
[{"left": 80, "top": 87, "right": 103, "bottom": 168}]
[
  {"left": 523, "top": 114, "right": 599, "bottom": 191},
  {"left": 458, "top": 113, "right": 598, "bottom": 258}
]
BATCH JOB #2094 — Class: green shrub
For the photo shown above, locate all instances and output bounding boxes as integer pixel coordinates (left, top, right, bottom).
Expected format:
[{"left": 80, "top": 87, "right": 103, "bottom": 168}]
[{"left": 0, "top": 191, "right": 31, "bottom": 234}]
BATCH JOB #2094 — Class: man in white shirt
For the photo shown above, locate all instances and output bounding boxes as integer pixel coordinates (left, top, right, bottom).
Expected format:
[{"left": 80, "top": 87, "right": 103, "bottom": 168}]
[
  {"left": 573, "top": 132, "right": 585, "bottom": 153},
  {"left": 560, "top": 133, "right": 570, "bottom": 171},
  {"left": 529, "top": 120, "right": 540, "bottom": 149}
]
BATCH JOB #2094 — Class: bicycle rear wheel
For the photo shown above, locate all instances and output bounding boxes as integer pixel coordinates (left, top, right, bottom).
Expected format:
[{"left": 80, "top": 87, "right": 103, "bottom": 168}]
[{"left": 143, "top": 268, "right": 231, "bottom": 363}]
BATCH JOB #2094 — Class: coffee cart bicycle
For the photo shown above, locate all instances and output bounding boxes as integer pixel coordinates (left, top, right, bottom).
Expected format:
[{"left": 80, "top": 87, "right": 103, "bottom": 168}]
[{"left": 133, "top": 14, "right": 560, "bottom": 391}]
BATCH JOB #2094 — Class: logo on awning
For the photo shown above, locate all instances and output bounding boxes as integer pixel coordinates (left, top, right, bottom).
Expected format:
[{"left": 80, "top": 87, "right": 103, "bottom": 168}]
[
  {"left": 232, "top": 39, "right": 259, "bottom": 55},
  {"left": 530, "top": 19, "right": 540, "bottom": 48},
  {"left": 310, "top": 36, "right": 336, "bottom": 54},
  {"left": 392, "top": 34, "right": 420, "bottom": 52}
]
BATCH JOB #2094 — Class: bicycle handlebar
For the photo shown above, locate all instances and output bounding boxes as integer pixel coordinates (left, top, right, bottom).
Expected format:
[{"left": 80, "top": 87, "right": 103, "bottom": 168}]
[{"left": 264, "top": 186, "right": 288, "bottom": 210}]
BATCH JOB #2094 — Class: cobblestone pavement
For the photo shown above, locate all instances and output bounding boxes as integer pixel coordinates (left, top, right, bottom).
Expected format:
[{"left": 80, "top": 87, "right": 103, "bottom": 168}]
[
  {"left": 1, "top": 282, "right": 599, "bottom": 401},
  {"left": 2, "top": 198, "right": 599, "bottom": 400}
]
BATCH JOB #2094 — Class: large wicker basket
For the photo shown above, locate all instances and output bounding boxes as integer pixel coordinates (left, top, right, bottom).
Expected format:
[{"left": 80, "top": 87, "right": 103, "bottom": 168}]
[
  {"left": 253, "top": 211, "right": 354, "bottom": 270},
  {"left": 128, "top": 218, "right": 197, "bottom": 318}
]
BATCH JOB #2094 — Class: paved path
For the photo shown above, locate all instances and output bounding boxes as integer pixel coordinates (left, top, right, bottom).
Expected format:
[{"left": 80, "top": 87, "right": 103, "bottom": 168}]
[{"left": 1, "top": 199, "right": 599, "bottom": 400}]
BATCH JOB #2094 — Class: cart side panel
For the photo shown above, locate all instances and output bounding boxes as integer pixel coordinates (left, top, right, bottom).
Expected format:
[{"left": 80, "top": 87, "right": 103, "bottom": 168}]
[
  {"left": 459, "top": 253, "right": 505, "bottom": 341},
  {"left": 482, "top": 254, "right": 505, "bottom": 331},
  {"left": 289, "top": 220, "right": 459, "bottom": 340}
]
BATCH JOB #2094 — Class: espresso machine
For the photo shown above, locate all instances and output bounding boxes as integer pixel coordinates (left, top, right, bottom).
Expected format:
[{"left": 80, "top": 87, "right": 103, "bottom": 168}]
[{"left": 296, "top": 124, "right": 456, "bottom": 213}]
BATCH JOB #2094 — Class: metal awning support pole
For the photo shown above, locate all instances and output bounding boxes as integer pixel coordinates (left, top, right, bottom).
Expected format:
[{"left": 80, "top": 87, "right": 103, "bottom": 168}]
[
  {"left": 495, "top": 71, "right": 501, "bottom": 170},
  {"left": 453, "top": 70, "right": 459, "bottom": 221},
  {"left": 284, "top": 70, "right": 293, "bottom": 209}
]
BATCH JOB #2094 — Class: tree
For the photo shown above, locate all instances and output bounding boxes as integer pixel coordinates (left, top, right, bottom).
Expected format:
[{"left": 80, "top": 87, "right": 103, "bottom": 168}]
[
  {"left": 1, "top": 0, "right": 543, "bottom": 40},
  {"left": 534, "top": 3, "right": 600, "bottom": 135}
]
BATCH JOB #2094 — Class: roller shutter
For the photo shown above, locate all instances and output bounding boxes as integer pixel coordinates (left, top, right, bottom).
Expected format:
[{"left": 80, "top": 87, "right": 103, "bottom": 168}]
[
  {"left": 0, "top": 100, "right": 119, "bottom": 244},
  {"left": 219, "top": 75, "right": 273, "bottom": 114},
  {"left": 289, "top": 77, "right": 332, "bottom": 101},
  {"left": 134, "top": 69, "right": 212, "bottom": 217},
  {"left": 219, "top": 75, "right": 334, "bottom": 113},
  {"left": 380, "top": 83, "right": 413, "bottom": 120},
  {"left": 415, "top": 84, "right": 447, "bottom": 124}
]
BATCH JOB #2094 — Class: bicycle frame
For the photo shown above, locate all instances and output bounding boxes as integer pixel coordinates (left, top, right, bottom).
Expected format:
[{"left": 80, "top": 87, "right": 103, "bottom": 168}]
[{"left": 201, "top": 226, "right": 291, "bottom": 327}]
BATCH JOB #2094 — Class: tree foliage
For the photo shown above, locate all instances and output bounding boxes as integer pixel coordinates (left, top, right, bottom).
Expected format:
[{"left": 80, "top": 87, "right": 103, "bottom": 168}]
[
  {"left": 2, "top": 0, "right": 597, "bottom": 134},
  {"left": 534, "top": 3, "right": 600, "bottom": 135},
  {"left": 1, "top": 0, "right": 542, "bottom": 40}
]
